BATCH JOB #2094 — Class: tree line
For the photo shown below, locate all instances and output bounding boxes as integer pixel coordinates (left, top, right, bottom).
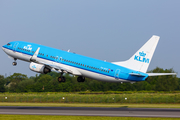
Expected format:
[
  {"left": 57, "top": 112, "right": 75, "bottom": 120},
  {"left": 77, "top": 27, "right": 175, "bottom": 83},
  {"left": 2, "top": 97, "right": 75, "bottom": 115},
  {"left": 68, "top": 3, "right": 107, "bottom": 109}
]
[{"left": 0, "top": 67, "right": 179, "bottom": 92}]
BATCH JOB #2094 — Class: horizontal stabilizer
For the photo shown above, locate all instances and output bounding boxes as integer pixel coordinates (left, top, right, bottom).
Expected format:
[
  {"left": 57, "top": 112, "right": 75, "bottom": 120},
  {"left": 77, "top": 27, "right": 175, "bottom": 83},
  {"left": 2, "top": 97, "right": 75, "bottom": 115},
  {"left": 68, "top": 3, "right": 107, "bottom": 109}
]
[
  {"left": 147, "top": 73, "right": 177, "bottom": 76},
  {"left": 129, "top": 73, "right": 146, "bottom": 77}
]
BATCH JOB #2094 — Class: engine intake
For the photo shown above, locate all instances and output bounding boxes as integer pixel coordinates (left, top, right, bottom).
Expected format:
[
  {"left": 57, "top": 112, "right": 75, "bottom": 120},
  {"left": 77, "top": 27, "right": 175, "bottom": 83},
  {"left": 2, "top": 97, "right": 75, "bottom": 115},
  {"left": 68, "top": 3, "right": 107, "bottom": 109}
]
[{"left": 29, "top": 62, "right": 51, "bottom": 74}]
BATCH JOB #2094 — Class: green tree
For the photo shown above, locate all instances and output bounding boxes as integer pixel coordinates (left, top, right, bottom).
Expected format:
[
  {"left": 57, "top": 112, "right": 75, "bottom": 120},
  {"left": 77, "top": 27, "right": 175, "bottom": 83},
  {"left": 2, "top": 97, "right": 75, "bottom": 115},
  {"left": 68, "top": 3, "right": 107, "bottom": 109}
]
[
  {"left": 7, "top": 73, "right": 28, "bottom": 92},
  {"left": 34, "top": 74, "right": 53, "bottom": 92},
  {"left": 16, "top": 79, "right": 34, "bottom": 92},
  {"left": 0, "top": 75, "right": 6, "bottom": 92},
  {"left": 8, "top": 73, "right": 28, "bottom": 83}
]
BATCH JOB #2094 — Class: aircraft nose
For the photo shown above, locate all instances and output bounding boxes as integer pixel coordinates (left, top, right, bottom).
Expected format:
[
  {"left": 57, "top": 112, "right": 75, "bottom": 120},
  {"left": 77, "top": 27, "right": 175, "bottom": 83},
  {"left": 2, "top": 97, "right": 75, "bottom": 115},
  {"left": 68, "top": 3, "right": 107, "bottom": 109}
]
[{"left": 2, "top": 46, "right": 6, "bottom": 52}]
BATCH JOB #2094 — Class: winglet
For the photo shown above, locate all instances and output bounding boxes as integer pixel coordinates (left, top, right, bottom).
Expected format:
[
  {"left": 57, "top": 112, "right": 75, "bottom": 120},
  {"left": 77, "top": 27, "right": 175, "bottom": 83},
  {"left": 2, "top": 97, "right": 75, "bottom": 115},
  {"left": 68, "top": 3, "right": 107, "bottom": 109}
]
[{"left": 30, "top": 47, "right": 40, "bottom": 62}]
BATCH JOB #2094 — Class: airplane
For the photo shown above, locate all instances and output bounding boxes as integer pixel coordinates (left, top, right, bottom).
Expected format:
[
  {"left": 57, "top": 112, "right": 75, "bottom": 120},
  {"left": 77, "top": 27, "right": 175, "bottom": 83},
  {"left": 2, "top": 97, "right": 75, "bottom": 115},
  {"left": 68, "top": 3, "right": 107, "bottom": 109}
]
[{"left": 2, "top": 35, "right": 176, "bottom": 83}]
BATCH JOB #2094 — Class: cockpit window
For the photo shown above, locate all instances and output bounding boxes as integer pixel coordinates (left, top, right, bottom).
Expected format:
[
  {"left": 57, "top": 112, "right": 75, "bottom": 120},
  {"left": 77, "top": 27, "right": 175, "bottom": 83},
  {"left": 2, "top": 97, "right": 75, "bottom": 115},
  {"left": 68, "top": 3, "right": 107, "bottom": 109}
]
[{"left": 7, "top": 43, "right": 11, "bottom": 46}]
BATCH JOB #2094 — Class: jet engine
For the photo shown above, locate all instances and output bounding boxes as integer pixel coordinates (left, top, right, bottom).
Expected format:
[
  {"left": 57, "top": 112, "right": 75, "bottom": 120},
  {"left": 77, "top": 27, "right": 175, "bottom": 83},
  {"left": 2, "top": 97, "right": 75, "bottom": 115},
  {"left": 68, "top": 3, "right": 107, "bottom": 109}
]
[{"left": 29, "top": 62, "right": 51, "bottom": 74}]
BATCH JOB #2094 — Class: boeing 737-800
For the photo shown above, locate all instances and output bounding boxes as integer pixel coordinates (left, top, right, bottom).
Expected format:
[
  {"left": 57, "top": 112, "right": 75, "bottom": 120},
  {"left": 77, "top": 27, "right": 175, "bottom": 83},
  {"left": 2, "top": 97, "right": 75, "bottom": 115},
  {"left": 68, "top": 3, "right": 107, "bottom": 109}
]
[{"left": 2, "top": 35, "right": 176, "bottom": 83}]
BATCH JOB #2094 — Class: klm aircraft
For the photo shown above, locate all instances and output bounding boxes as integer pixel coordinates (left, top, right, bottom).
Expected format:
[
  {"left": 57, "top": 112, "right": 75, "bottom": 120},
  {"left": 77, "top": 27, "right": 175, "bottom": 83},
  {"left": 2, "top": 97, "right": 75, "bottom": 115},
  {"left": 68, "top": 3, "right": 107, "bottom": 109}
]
[{"left": 2, "top": 35, "right": 176, "bottom": 83}]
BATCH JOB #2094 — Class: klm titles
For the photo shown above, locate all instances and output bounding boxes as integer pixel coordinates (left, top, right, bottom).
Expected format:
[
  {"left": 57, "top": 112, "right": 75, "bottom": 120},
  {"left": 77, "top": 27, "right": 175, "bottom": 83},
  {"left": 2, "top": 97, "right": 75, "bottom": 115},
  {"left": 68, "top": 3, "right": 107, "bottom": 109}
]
[{"left": 134, "top": 51, "right": 149, "bottom": 63}]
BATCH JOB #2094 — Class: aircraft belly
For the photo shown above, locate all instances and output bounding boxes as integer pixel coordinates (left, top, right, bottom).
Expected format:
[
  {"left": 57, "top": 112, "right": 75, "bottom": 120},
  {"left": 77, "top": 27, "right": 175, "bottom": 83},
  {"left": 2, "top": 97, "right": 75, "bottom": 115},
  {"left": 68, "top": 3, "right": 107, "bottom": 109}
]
[
  {"left": 78, "top": 69, "right": 130, "bottom": 83},
  {"left": 16, "top": 52, "right": 31, "bottom": 62},
  {"left": 3, "top": 48, "right": 30, "bottom": 62}
]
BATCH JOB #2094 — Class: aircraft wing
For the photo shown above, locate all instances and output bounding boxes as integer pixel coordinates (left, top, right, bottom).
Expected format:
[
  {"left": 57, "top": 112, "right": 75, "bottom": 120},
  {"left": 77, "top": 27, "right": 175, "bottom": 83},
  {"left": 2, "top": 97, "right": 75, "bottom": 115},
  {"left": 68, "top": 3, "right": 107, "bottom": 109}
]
[
  {"left": 30, "top": 47, "right": 81, "bottom": 76},
  {"left": 30, "top": 47, "right": 40, "bottom": 62},
  {"left": 38, "top": 61, "right": 72, "bottom": 74},
  {"left": 40, "top": 61, "right": 82, "bottom": 76}
]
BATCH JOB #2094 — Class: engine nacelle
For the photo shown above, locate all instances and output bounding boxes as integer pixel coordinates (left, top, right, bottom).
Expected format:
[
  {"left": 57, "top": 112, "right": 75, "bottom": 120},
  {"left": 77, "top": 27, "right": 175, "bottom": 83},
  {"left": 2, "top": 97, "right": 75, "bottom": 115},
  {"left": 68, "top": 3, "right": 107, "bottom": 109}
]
[{"left": 29, "top": 62, "right": 51, "bottom": 74}]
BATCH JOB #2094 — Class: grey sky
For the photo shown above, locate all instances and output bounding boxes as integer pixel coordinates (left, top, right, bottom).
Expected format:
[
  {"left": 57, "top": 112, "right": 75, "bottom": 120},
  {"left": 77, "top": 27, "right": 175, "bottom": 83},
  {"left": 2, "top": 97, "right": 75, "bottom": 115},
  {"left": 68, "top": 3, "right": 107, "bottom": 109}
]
[{"left": 0, "top": 0, "right": 180, "bottom": 77}]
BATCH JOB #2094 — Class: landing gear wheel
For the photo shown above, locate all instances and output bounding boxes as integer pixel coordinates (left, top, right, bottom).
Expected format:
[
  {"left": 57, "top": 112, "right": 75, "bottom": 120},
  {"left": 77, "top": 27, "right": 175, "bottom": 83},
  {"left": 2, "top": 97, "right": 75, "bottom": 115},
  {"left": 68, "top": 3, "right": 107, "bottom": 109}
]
[
  {"left": 58, "top": 77, "right": 62, "bottom": 82},
  {"left": 61, "top": 76, "right": 66, "bottom": 82},
  {"left": 58, "top": 76, "right": 66, "bottom": 83},
  {"left": 77, "top": 76, "right": 85, "bottom": 82},
  {"left": 12, "top": 62, "right": 17, "bottom": 66}
]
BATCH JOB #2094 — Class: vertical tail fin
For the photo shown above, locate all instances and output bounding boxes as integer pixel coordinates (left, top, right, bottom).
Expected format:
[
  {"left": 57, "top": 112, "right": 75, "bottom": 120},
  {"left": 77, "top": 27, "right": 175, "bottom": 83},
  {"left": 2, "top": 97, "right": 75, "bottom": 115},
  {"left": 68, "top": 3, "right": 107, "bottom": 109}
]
[{"left": 112, "top": 35, "right": 160, "bottom": 73}]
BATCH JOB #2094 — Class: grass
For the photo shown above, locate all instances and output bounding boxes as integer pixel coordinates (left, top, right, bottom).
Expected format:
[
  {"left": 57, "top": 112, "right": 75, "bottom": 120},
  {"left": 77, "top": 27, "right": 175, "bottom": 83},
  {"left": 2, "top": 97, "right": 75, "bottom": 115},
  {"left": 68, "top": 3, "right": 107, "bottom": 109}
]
[
  {"left": 0, "top": 92, "right": 180, "bottom": 104},
  {"left": 0, "top": 115, "right": 179, "bottom": 120},
  {"left": 0, "top": 102, "right": 180, "bottom": 108}
]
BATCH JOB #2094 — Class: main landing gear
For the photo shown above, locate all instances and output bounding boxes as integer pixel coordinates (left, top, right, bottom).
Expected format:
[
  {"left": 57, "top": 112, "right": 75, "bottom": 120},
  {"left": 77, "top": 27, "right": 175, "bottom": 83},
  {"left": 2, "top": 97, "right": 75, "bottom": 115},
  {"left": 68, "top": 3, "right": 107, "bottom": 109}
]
[
  {"left": 77, "top": 76, "right": 85, "bottom": 82},
  {"left": 58, "top": 72, "right": 66, "bottom": 83},
  {"left": 12, "top": 58, "right": 17, "bottom": 66},
  {"left": 57, "top": 71, "right": 85, "bottom": 83}
]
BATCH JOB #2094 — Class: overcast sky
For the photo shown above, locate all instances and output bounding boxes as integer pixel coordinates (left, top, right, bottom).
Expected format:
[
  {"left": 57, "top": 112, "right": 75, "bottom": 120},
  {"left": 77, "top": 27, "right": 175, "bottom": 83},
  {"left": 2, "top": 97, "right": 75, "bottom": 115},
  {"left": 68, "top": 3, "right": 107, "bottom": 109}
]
[{"left": 0, "top": 0, "right": 180, "bottom": 77}]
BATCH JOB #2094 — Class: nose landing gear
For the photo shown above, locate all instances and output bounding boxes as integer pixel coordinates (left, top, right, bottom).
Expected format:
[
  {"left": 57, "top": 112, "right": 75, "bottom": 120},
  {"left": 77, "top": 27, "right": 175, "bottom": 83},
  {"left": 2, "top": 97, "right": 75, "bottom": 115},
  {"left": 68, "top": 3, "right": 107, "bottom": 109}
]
[
  {"left": 12, "top": 58, "right": 17, "bottom": 66},
  {"left": 12, "top": 62, "right": 17, "bottom": 66}
]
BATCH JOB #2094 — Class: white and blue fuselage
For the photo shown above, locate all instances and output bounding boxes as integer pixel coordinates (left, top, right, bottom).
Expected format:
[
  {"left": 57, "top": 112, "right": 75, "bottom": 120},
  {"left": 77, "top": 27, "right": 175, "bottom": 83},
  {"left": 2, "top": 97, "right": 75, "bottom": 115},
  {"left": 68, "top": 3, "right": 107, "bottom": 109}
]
[{"left": 2, "top": 41, "right": 148, "bottom": 83}]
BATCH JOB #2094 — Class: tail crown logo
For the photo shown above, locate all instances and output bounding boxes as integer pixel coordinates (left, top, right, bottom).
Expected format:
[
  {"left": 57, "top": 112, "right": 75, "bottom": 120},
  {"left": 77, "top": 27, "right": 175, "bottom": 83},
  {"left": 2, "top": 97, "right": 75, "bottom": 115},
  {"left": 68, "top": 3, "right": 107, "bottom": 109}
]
[{"left": 139, "top": 51, "right": 146, "bottom": 57}]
